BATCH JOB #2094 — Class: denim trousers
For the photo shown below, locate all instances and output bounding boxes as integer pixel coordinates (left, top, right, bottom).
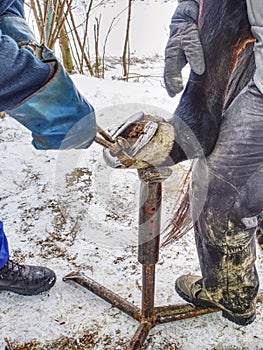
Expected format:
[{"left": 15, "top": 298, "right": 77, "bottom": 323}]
[{"left": 0, "top": 222, "right": 9, "bottom": 269}]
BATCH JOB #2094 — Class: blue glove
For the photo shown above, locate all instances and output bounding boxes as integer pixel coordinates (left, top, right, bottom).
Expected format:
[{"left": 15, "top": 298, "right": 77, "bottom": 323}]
[{"left": 7, "top": 61, "right": 96, "bottom": 150}]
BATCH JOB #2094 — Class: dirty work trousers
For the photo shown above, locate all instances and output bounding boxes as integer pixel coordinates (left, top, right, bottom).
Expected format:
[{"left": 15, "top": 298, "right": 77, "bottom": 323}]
[{"left": 190, "top": 80, "right": 262, "bottom": 312}]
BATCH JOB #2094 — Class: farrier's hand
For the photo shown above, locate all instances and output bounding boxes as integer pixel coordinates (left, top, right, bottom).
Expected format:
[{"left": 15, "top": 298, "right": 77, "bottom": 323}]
[{"left": 164, "top": 0, "right": 205, "bottom": 97}]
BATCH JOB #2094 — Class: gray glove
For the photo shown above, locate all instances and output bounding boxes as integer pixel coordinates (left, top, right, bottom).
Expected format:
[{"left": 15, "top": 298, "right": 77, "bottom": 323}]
[{"left": 164, "top": 0, "right": 205, "bottom": 97}]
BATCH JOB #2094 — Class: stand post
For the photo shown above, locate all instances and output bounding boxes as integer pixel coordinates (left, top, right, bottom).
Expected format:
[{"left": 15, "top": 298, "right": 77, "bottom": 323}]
[{"left": 63, "top": 166, "right": 263, "bottom": 349}]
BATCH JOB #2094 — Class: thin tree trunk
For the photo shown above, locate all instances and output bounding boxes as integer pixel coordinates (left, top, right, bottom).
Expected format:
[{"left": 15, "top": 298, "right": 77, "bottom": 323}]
[
  {"left": 29, "top": 0, "right": 44, "bottom": 41},
  {"left": 68, "top": 6, "right": 94, "bottom": 76},
  {"left": 80, "top": 0, "right": 93, "bottom": 73},
  {"left": 59, "top": 24, "right": 74, "bottom": 73},
  {"left": 122, "top": 0, "right": 132, "bottom": 80},
  {"left": 94, "top": 16, "right": 101, "bottom": 77}
]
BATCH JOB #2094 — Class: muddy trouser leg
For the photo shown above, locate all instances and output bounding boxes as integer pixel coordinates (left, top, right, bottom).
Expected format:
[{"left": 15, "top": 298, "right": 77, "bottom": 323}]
[
  {"left": 256, "top": 212, "right": 263, "bottom": 245},
  {"left": 190, "top": 80, "right": 263, "bottom": 313}
]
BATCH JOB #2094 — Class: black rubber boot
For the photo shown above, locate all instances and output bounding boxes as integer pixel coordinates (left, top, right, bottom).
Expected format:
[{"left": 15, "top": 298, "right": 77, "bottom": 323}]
[{"left": 0, "top": 260, "right": 56, "bottom": 295}]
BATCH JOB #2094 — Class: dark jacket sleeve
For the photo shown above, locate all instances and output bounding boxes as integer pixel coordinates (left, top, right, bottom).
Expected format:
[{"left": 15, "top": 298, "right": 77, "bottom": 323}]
[{"left": 0, "top": 0, "right": 24, "bottom": 17}]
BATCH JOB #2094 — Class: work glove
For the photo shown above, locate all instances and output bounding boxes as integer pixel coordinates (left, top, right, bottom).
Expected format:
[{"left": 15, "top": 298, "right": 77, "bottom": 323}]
[
  {"left": 6, "top": 61, "right": 96, "bottom": 150},
  {"left": 164, "top": 0, "right": 205, "bottom": 97}
]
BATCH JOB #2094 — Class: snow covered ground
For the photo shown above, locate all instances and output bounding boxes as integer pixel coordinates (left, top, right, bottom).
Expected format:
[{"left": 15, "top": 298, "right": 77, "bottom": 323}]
[{"left": 0, "top": 1, "right": 263, "bottom": 349}]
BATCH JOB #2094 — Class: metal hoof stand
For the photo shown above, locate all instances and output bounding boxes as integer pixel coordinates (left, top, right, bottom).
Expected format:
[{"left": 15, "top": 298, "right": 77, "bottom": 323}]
[{"left": 63, "top": 166, "right": 262, "bottom": 350}]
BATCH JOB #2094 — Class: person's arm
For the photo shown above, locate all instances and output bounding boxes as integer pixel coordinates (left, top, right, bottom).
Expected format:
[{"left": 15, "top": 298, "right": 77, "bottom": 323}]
[
  {"left": 0, "top": 28, "right": 51, "bottom": 111},
  {"left": 0, "top": 0, "right": 50, "bottom": 110},
  {"left": 0, "top": 0, "right": 24, "bottom": 17},
  {"left": 0, "top": 1, "right": 96, "bottom": 150}
]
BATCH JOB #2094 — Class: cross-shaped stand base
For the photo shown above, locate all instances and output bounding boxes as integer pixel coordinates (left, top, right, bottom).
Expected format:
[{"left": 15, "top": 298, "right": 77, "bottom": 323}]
[{"left": 63, "top": 167, "right": 263, "bottom": 349}]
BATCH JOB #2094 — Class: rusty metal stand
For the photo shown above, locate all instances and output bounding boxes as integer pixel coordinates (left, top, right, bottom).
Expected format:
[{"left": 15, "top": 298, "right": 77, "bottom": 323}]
[{"left": 63, "top": 166, "right": 263, "bottom": 350}]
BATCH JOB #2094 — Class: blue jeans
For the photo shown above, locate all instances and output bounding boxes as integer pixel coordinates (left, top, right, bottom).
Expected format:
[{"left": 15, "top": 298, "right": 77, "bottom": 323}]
[{"left": 0, "top": 221, "right": 9, "bottom": 268}]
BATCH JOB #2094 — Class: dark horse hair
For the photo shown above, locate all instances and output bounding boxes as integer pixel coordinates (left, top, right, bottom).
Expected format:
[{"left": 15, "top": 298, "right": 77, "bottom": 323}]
[{"left": 162, "top": 0, "right": 256, "bottom": 246}]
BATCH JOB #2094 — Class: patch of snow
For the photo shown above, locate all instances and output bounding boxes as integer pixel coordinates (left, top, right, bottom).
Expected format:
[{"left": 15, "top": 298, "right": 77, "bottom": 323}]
[{"left": 0, "top": 1, "right": 262, "bottom": 349}]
